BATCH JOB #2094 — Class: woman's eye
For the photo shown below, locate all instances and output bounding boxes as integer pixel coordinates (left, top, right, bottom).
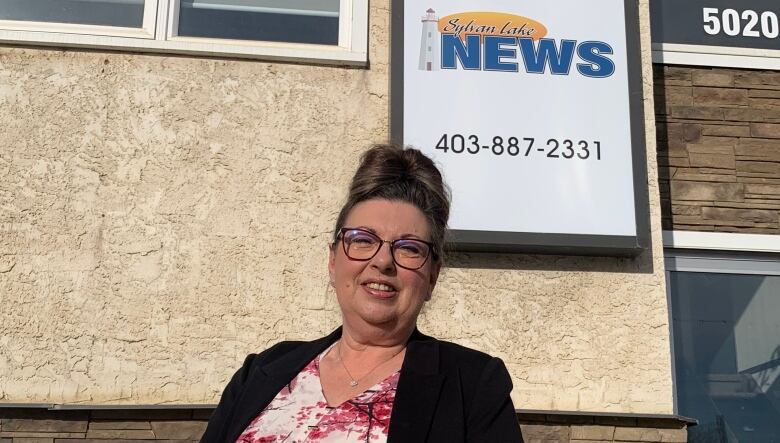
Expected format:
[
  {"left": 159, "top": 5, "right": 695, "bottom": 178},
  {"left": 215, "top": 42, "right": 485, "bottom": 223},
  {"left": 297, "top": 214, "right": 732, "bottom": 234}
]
[
  {"left": 396, "top": 242, "right": 424, "bottom": 256},
  {"left": 348, "top": 234, "right": 377, "bottom": 245}
]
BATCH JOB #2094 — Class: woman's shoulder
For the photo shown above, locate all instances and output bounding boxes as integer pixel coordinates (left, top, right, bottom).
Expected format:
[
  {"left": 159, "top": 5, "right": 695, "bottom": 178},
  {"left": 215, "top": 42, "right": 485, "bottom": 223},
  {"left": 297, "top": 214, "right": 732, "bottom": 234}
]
[
  {"left": 409, "top": 333, "right": 515, "bottom": 419},
  {"left": 238, "top": 331, "right": 340, "bottom": 374},
  {"left": 411, "top": 331, "right": 509, "bottom": 376},
  {"left": 437, "top": 339, "right": 497, "bottom": 364},
  {"left": 240, "top": 339, "right": 311, "bottom": 368}
]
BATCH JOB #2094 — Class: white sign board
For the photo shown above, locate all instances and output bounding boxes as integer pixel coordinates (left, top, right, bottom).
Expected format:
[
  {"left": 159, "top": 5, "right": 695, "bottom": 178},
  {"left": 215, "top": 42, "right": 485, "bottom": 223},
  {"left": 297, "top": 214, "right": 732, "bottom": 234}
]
[{"left": 393, "top": 0, "right": 648, "bottom": 255}]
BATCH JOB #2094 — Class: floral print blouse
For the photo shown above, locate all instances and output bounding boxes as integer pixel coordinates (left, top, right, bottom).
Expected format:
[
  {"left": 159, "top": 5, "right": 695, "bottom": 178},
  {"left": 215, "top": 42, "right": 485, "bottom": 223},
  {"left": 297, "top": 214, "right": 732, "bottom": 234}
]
[{"left": 236, "top": 346, "right": 400, "bottom": 443}]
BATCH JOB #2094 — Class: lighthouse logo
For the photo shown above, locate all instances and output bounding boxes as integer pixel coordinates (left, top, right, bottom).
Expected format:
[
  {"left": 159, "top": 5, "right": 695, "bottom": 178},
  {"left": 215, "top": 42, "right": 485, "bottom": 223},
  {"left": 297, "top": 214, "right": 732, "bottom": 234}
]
[
  {"left": 419, "top": 8, "right": 440, "bottom": 71},
  {"left": 418, "top": 8, "right": 616, "bottom": 78}
]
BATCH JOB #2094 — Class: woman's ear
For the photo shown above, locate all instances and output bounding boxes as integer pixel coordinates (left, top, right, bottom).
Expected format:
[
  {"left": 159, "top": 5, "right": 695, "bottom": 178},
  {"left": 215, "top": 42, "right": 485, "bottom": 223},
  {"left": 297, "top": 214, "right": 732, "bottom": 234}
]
[
  {"left": 426, "top": 260, "right": 442, "bottom": 301},
  {"left": 327, "top": 243, "right": 336, "bottom": 287}
]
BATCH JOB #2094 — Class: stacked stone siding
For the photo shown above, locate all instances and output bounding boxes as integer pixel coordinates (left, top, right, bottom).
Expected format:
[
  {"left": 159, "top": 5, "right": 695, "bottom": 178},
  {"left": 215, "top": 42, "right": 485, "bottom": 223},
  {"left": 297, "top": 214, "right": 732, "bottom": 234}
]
[
  {"left": 519, "top": 415, "right": 688, "bottom": 443},
  {"left": 0, "top": 408, "right": 689, "bottom": 442},
  {"left": 655, "top": 65, "right": 780, "bottom": 233},
  {"left": 0, "top": 409, "right": 209, "bottom": 442}
]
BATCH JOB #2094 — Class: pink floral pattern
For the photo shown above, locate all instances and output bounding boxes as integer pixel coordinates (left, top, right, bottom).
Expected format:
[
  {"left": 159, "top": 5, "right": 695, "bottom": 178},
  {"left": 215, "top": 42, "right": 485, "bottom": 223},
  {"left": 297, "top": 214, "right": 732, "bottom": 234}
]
[{"left": 236, "top": 347, "right": 399, "bottom": 443}]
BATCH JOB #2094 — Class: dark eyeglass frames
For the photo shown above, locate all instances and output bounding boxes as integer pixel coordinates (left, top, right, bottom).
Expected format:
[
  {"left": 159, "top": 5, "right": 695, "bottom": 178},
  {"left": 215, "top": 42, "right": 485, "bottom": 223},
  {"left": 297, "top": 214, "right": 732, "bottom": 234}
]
[{"left": 336, "top": 227, "right": 435, "bottom": 270}]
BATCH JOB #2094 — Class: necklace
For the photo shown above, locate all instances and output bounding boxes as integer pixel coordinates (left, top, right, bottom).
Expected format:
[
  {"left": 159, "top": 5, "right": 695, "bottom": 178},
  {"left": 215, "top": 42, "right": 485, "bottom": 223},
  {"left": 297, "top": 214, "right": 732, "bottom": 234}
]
[{"left": 336, "top": 340, "right": 404, "bottom": 387}]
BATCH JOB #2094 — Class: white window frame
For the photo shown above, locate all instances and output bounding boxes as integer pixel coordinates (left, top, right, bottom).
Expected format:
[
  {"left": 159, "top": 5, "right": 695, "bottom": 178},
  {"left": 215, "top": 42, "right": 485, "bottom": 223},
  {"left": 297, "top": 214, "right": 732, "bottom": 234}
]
[
  {"left": 0, "top": 0, "right": 158, "bottom": 39},
  {"left": 652, "top": 44, "right": 780, "bottom": 70},
  {"left": 0, "top": 0, "right": 368, "bottom": 65},
  {"left": 663, "top": 230, "right": 780, "bottom": 255}
]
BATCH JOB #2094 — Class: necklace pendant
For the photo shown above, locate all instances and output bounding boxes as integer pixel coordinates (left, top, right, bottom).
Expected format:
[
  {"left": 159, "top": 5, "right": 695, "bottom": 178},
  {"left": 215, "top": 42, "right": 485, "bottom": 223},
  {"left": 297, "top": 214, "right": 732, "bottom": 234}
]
[{"left": 349, "top": 380, "right": 358, "bottom": 387}]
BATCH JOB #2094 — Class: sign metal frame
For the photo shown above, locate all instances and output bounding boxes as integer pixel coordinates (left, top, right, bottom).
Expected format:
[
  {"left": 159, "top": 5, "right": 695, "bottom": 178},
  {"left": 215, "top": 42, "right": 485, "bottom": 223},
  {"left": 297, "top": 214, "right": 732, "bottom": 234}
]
[{"left": 390, "top": 0, "right": 650, "bottom": 257}]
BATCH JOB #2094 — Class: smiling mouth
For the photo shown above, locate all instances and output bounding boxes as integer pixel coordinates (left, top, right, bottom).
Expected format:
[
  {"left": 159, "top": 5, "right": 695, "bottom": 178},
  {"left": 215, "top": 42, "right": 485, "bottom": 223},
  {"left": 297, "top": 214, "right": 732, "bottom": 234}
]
[
  {"left": 362, "top": 281, "right": 398, "bottom": 298},
  {"left": 366, "top": 282, "right": 394, "bottom": 291}
]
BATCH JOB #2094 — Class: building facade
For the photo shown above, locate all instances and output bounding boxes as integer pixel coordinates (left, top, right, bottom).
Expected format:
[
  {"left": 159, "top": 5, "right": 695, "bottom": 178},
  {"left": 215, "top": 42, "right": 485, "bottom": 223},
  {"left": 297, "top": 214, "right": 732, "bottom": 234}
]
[{"left": 1, "top": 0, "right": 777, "bottom": 441}]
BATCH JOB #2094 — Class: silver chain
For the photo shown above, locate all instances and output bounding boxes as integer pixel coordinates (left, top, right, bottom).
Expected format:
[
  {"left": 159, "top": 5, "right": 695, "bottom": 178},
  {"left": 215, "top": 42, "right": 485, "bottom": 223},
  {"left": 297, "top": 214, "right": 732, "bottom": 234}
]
[{"left": 336, "top": 340, "right": 404, "bottom": 387}]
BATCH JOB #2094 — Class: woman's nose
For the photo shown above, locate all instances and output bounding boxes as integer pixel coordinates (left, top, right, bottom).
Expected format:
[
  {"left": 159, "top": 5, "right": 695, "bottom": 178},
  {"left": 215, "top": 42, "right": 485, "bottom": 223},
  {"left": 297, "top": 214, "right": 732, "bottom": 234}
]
[{"left": 370, "top": 241, "right": 396, "bottom": 271}]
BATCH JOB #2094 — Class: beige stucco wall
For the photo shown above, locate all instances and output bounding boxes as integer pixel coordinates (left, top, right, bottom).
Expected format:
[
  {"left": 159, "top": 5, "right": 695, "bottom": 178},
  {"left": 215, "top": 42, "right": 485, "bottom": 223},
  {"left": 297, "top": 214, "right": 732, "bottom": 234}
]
[{"left": 0, "top": 0, "right": 672, "bottom": 413}]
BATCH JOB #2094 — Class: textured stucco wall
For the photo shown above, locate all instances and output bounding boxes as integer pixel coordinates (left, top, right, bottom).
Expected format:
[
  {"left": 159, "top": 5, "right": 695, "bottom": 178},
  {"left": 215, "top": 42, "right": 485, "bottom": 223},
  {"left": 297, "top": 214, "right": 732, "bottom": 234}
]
[{"left": 0, "top": 1, "right": 673, "bottom": 413}]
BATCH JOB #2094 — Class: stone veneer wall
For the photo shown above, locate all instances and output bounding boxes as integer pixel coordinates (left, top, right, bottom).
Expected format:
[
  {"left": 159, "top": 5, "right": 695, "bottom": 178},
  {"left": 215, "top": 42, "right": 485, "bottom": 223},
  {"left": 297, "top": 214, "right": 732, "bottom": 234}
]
[
  {"left": 519, "top": 414, "right": 688, "bottom": 443},
  {"left": 0, "top": 408, "right": 210, "bottom": 442},
  {"left": 0, "top": 408, "right": 690, "bottom": 442},
  {"left": 654, "top": 65, "right": 780, "bottom": 233}
]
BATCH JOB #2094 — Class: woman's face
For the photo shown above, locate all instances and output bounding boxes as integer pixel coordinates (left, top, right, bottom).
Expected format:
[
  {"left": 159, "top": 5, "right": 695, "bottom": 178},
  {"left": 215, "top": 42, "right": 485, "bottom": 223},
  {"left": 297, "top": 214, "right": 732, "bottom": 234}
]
[{"left": 329, "top": 199, "right": 441, "bottom": 336}]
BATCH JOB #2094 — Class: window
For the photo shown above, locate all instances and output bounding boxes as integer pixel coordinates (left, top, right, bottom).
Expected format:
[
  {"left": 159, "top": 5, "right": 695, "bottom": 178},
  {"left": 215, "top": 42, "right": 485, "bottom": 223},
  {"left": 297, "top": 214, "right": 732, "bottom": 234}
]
[
  {"left": 175, "top": 1, "right": 339, "bottom": 45},
  {"left": 0, "top": 0, "right": 156, "bottom": 38},
  {"left": 665, "top": 235, "right": 780, "bottom": 443},
  {"left": 0, "top": 0, "right": 146, "bottom": 28},
  {"left": 0, "top": 0, "right": 368, "bottom": 64}
]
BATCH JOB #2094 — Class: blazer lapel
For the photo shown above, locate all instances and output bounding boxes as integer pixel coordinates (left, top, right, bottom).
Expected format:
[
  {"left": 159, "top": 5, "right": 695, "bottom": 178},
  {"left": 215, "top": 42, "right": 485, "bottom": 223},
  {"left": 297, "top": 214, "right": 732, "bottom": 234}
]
[
  {"left": 388, "top": 332, "right": 445, "bottom": 442},
  {"left": 225, "top": 329, "right": 342, "bottom": 442}
]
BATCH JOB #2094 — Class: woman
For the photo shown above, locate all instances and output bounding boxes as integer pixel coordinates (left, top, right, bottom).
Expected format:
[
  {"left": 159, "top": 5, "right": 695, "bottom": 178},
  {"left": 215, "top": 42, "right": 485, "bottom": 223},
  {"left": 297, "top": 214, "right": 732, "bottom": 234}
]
[{"left": 201, "top": 145, "right": 523, "bottom": 442}]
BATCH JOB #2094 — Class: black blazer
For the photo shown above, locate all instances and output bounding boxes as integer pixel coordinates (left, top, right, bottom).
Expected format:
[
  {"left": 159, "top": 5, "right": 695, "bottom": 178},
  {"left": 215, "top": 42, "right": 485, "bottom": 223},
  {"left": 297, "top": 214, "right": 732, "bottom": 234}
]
[{"left": 201, "top": 328, "right": 523, "bottom": 442}]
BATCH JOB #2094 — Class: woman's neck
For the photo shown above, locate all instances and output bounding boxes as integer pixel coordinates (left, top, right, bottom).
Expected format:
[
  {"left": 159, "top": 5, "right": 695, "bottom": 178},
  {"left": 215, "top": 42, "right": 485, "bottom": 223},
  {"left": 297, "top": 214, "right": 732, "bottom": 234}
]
[{"left": 338, "top": 323, "right": 413, "bottom": 358}]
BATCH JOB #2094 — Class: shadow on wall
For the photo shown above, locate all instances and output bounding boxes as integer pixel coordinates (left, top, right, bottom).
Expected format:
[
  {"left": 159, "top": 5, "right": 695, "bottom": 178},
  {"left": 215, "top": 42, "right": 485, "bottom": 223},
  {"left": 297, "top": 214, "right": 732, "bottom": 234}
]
[
  {"left": 654, "top": 66, "right": 674, "bottom": 233},
  {"left": 445, "top": 249, "right": 655, "bottom": 274}
]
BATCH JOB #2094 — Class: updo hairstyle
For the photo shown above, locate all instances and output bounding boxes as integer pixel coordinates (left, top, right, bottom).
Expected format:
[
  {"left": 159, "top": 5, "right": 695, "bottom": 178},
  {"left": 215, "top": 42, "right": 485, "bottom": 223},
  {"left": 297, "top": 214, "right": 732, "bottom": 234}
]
[{"left": 333, "top": 144, "right": 451, "bottom": 262}]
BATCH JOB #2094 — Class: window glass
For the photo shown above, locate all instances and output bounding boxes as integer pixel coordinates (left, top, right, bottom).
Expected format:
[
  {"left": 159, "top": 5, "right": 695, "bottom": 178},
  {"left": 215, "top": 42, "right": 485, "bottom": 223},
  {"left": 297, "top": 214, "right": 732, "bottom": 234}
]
[
  {"left": 0, "top": 0, "right": 145, "bottom": 28},
  {"left": 670, "top": 271, "right": 780, "bottom": 442},
  {"left": 177, "top": 0, "right": 339, "bottom": 45}
]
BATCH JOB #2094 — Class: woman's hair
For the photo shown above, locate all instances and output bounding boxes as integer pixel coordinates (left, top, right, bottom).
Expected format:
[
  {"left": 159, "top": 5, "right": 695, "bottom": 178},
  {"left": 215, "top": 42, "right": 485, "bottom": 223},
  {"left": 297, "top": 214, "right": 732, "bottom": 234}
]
[{"left": 333, "top": 144, "right": 451, "bottom": 261}]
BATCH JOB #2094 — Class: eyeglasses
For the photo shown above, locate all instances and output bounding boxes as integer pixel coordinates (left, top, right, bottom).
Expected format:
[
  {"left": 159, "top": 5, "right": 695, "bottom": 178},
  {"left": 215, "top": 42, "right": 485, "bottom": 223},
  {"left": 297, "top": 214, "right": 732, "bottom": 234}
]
[{"left": 337, "top": 227, "right": 435, "bottom": 270}]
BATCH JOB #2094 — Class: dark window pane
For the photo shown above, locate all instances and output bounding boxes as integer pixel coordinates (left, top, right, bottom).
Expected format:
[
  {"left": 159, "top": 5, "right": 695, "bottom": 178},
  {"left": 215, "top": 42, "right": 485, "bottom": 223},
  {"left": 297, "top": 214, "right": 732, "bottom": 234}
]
[
  {"left": 0, "top": 0, "right": 144, "bottom": 28},
  {"left": 177, "top": 0, "right": 339, "bottom": 45},
  {"left": 670, "top": 271, "right": 780, "bottom": 442}
]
